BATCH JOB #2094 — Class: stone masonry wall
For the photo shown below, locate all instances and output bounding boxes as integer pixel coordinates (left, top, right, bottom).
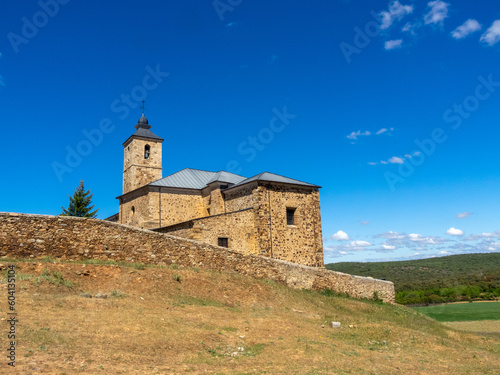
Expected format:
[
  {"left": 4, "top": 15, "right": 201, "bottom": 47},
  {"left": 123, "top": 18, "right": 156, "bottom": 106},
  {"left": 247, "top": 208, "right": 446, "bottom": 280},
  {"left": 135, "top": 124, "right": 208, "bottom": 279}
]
[
  {"left": 121, "top": 189, "right": 206, "bottom": 230},
  {"left": 123, "top": 138, "right": 162, "bottom": 194},
  {"left": 156, "top": 208, "right": 259, "bottom": 255},
  {"left": 255, "top": 184, "right": 324, "bottom": 267},
  {"left": 0, "top": 212, "right": 394, "bottom": 302}
]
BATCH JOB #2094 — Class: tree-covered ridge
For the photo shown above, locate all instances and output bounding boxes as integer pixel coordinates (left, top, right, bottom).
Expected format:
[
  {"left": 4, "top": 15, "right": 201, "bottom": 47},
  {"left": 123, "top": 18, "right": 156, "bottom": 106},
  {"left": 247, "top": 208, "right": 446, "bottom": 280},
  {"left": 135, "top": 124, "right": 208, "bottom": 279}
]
[{"left": 326, "top": 253, "right": 500, "bottom": 305}]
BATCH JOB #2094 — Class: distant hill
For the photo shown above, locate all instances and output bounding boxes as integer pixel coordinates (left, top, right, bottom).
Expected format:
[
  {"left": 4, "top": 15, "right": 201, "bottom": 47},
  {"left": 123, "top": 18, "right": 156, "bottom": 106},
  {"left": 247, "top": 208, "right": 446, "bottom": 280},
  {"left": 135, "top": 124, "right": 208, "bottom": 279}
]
[{"left": 326, "top": 253, "right": 500, "bottom": 305}]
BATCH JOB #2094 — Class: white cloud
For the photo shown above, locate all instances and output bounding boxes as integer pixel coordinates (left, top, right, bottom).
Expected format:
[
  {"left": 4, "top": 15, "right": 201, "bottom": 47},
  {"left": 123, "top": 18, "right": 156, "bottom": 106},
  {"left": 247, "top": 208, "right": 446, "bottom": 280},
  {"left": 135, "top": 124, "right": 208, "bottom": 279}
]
[
  {"left": 368, "top": 150, "right": 422, "bottom": 166},
  {"left": 351, "top": 240, "right": 372, "bottom": 247},
  {"left": 451, "top": 19, "right": 482, "bottom": 39},
  {"left": 446, "top": 227, "right": 464, "bottom": 236},
  {"left": 408, "top": 233, "right": 442, "bottom": 244},
  {"left": 347, "top": 130, "right": 371, "bottom": 140},
  {"left": 376, "top": 128, "right": 388, "bottom": 135},
  {"left": 331, "top": 230, "right": 349, "bottom": 241},
  {"left": 379, "top": 1, "right": 414, "bottom": 30},
  {"left": 377, "top": 231, "right": 406, "bottom": 240},
  {"left": 424, "top": 1, "right": 450, "bottom": 25},
  {"left": 382, "top": 244, "right": 396, "bottom": 250},
  {"left": 360, "top": 221, "right": 370, "bottom": 225},
  {"left": 402, "top": 21, "right": 421, "bottom": 35},
  {"left": 466, "top": 231, "right": 500, "bottom": 241},
  {"left": 324, "top": 239, "right": 374, "bottom": 257},
  {"left": 388, "top": 156, "right": 404, "bottom": 164},
  {"left": 480, "top": 20, "right": 500, "bottom": 46},
  {"left": 385, "top": 39, "right": 403, "bottom": 50},
  {"left": 456, "top": 212, "right": 472, "bottom": 219}
]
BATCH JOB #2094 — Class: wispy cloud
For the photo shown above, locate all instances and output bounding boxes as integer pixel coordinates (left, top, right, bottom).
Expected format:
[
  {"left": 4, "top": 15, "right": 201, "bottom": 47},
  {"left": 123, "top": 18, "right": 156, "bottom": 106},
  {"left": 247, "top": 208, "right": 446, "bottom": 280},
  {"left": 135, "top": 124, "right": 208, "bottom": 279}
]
[
  {"left": 376, "top": 128, "right": 394, "bottom": 135},
  {"left": 451, "top": 19, "right": 482, "bottom": 39},
  {"left": 369, "top": 151, "right": 420, "bottom": 166},
  {"left": 480, "top": 20, "right": 500, "bottom": 46},
  {"left": 402, "top": 21, "right": 421, "bottom": 35},
  {"left": 324, "top": 240, "right": 374, "bottom": 257},
  {"left": 347, "top": 127, "right": 393, "bottom": 141},
  {"left": 456, "top": 212, "right": 472, "bottom": 219},
  {"left": 385, "top": 39, "right": 403, "bottom": 50},
  {"left": 347, "top": 130, "right": 371, "bottom": 140},
  {"left": 465, "top": 231, "right": 500, "bottom": 241},
  {"left": 424, "top": 1, "right": 450, "bottom": 26},
  {"left": 446, "top": 227, "right": 464, "bottom": 236},
  {"left": 379, "top": 1, "right": 414, "bottom": 30},
  {"left": 360, "top": 220, "right": 370, "bottom": 225},
  {"left": 375, "top": 231, "right": 447, "bottom": 247},
  {"left": 351, "top": 240, "right": 372, "bottom": 247}
]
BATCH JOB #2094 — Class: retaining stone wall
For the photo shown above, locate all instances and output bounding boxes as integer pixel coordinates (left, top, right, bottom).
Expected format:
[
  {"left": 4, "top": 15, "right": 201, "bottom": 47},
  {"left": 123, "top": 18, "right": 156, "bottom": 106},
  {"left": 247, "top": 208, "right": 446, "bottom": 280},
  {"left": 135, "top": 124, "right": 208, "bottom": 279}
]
[{"left": 0, "top": 212, "right": 395, "bottom": 302}]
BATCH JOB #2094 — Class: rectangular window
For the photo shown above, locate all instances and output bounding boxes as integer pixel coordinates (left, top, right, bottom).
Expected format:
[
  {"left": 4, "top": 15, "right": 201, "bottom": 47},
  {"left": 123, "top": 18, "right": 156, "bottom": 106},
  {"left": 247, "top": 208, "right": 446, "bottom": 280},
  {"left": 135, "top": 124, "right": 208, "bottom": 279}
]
[
  {"left": 286, "top": 208, "right": 296, "bottom": 226},
  {"left": 218, "top": 237, "right": 229, "bottom": 248}
]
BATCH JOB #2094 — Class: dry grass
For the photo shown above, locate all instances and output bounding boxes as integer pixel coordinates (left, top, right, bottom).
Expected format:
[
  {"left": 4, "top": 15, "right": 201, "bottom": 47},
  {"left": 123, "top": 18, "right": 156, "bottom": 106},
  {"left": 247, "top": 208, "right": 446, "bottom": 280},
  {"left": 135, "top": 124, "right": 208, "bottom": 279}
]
[
  {"left": 443, "top": 320, "right": 500, "bottom": 335},
  {"left": 1, "top": 259, "right": 499, "bottom": 374}
]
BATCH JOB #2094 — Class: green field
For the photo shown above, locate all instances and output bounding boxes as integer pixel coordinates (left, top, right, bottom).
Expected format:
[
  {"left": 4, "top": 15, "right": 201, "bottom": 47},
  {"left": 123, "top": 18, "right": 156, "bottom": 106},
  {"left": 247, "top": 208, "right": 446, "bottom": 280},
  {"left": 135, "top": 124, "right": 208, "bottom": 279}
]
[{"left": 413, "top": 302, "right": 500, "bottom": 322}]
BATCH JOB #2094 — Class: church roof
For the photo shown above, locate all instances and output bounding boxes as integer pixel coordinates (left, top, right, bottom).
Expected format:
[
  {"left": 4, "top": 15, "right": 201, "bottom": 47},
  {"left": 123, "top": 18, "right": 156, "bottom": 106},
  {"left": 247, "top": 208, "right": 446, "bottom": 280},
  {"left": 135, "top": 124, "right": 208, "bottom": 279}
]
[
  {"left": 148, "top": 168, "right": 319, "bottom": 190},
  {"left": 149, "top": 168, "right": 246, "bottom": 190},
  {"left": 229, "top": 171, "right": 320, "bottom": 189},
  {"left": 123, "top": 114, "right": 164, "bottom": 146},
  {"left": 206, "top": 171, "right": 247, "bottom": 185}
]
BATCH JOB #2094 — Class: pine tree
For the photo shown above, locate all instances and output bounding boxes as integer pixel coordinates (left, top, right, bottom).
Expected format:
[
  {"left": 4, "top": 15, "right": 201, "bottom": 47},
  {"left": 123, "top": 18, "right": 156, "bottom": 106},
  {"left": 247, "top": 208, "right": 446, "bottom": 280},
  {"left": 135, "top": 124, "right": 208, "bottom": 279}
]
[{"left": 61, "top": 181, "right": 99, "bottom": 218}]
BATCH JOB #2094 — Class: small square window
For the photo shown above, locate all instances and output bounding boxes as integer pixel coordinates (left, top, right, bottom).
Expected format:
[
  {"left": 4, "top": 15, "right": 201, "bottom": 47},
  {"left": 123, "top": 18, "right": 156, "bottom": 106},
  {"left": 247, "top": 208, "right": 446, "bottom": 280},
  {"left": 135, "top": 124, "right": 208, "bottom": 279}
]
[
  {"left": 286, "top": 208, "right": 296, "bottom": 226},
  {"left": 218, "top": 237, "right": 229, "bottom": 248}
]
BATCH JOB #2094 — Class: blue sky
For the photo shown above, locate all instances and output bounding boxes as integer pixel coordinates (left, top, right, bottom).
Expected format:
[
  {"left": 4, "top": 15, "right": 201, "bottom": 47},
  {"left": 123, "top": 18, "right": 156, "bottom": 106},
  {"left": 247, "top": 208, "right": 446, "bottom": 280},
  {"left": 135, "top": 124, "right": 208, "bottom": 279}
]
[{"left": 1, "top": 1, "right": 500, "bottom": 264}]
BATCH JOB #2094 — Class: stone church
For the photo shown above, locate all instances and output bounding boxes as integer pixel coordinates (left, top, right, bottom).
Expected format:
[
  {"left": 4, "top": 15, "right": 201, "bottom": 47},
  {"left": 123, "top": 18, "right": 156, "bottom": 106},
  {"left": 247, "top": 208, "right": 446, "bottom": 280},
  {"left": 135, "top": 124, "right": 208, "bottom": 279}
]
[{"left": 115, "top": 113, "right": 324, "bottom": 267}]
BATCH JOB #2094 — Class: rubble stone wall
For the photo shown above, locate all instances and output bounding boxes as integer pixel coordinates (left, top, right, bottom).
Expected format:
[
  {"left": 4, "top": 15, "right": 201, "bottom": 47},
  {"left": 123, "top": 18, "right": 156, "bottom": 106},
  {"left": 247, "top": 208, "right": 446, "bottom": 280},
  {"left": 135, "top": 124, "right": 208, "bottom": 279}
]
[{"left": 0, "top": 212, "right": 395, "bottom": 303}]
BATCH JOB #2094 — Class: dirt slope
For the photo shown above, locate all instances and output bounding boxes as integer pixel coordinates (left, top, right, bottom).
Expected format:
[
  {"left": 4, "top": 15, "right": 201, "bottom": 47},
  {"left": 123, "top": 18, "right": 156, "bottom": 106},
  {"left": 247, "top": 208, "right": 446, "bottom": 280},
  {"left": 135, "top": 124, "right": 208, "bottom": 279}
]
[{"left": 1, "top": 259, "right": 499, "bottom": 374}]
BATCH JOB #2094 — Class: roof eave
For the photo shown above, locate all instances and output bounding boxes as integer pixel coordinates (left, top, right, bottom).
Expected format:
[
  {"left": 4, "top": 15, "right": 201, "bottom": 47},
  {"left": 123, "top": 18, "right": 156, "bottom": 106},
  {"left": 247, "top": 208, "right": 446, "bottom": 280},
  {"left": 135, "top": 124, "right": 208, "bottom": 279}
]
[{"left": 123, "top": 134, "right": 164, "bottom": 147}]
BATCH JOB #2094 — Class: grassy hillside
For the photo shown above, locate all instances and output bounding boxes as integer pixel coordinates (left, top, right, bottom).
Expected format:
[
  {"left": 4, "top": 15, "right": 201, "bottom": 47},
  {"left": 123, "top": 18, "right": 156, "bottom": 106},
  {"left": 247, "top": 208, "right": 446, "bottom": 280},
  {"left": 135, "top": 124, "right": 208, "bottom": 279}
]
[
  {"left": 326, "top": 253, "right": 500, "bottom": 290},
  {"left": 0, "top": 257, "right": 499, "bottom": 374},
  {"left": 326, "top": 253, "right": 500, "bottom": 305}
]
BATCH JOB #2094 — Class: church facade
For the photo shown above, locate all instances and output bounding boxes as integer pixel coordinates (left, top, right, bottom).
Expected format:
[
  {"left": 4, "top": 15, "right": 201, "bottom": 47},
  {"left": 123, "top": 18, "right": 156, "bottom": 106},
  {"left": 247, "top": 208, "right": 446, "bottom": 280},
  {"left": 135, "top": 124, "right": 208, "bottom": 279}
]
[{"left": 116, "top": 114, "right": 324, "bottom": 267}]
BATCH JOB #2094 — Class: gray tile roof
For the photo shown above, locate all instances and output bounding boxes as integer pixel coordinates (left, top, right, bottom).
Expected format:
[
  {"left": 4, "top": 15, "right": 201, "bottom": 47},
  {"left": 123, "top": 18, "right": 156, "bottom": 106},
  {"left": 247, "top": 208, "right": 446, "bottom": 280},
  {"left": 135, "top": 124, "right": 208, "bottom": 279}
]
[
  {"left": 123, "top": 127, "right": 164, "bottom": 146},
  {"left": 231, "top": 172, "right": 320, "bottom": 189},
  {"left": 149, "top": 169, "right": 319, "bottom": 190},
  {"left": 206, "top": 171, "right": 247, "bottom": 185},
  {"left": 131, "top": 127, "right": 164, "bottom": 141},
  {"left": 149, "top": 168, "right": 245, "bottom": 189}
]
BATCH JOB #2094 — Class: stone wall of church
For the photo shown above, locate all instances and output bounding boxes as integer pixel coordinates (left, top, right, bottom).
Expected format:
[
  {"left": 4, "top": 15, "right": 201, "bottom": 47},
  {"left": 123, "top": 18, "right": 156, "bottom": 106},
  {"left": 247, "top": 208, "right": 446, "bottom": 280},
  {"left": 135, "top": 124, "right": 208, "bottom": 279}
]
[
  {"left": 223, "top": 183, "right": 258, "bottom": 212},
  {"left": 155, "top": 208, "right": 258, "bottom": 255},
  {"left": 0, "top": 212, "right": 395, "bottom": 303},
  {"left": 119, "top": 188, "right": 152, "bottom": 229},
  {"left": 157, "top": 190, "right": 206, "bottom": 228},
  {"left": 254, "top": 184, "right": 324, "bottom": 267}
]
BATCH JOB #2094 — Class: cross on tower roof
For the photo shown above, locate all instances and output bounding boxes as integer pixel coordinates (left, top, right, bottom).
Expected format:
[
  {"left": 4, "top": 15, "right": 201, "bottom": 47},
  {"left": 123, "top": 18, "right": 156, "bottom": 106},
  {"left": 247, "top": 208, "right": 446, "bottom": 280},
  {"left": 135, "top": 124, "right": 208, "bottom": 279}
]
[{"left": 140, "top": 100, "right": 147, "bottom": 116}]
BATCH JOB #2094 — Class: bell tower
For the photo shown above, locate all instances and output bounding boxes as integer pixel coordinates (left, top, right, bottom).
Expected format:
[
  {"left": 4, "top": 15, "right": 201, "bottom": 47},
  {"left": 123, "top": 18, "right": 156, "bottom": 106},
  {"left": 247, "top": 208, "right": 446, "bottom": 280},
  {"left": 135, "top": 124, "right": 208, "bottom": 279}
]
[{"left": 122, "top": 112, "right": 163, "bottom": 194}]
